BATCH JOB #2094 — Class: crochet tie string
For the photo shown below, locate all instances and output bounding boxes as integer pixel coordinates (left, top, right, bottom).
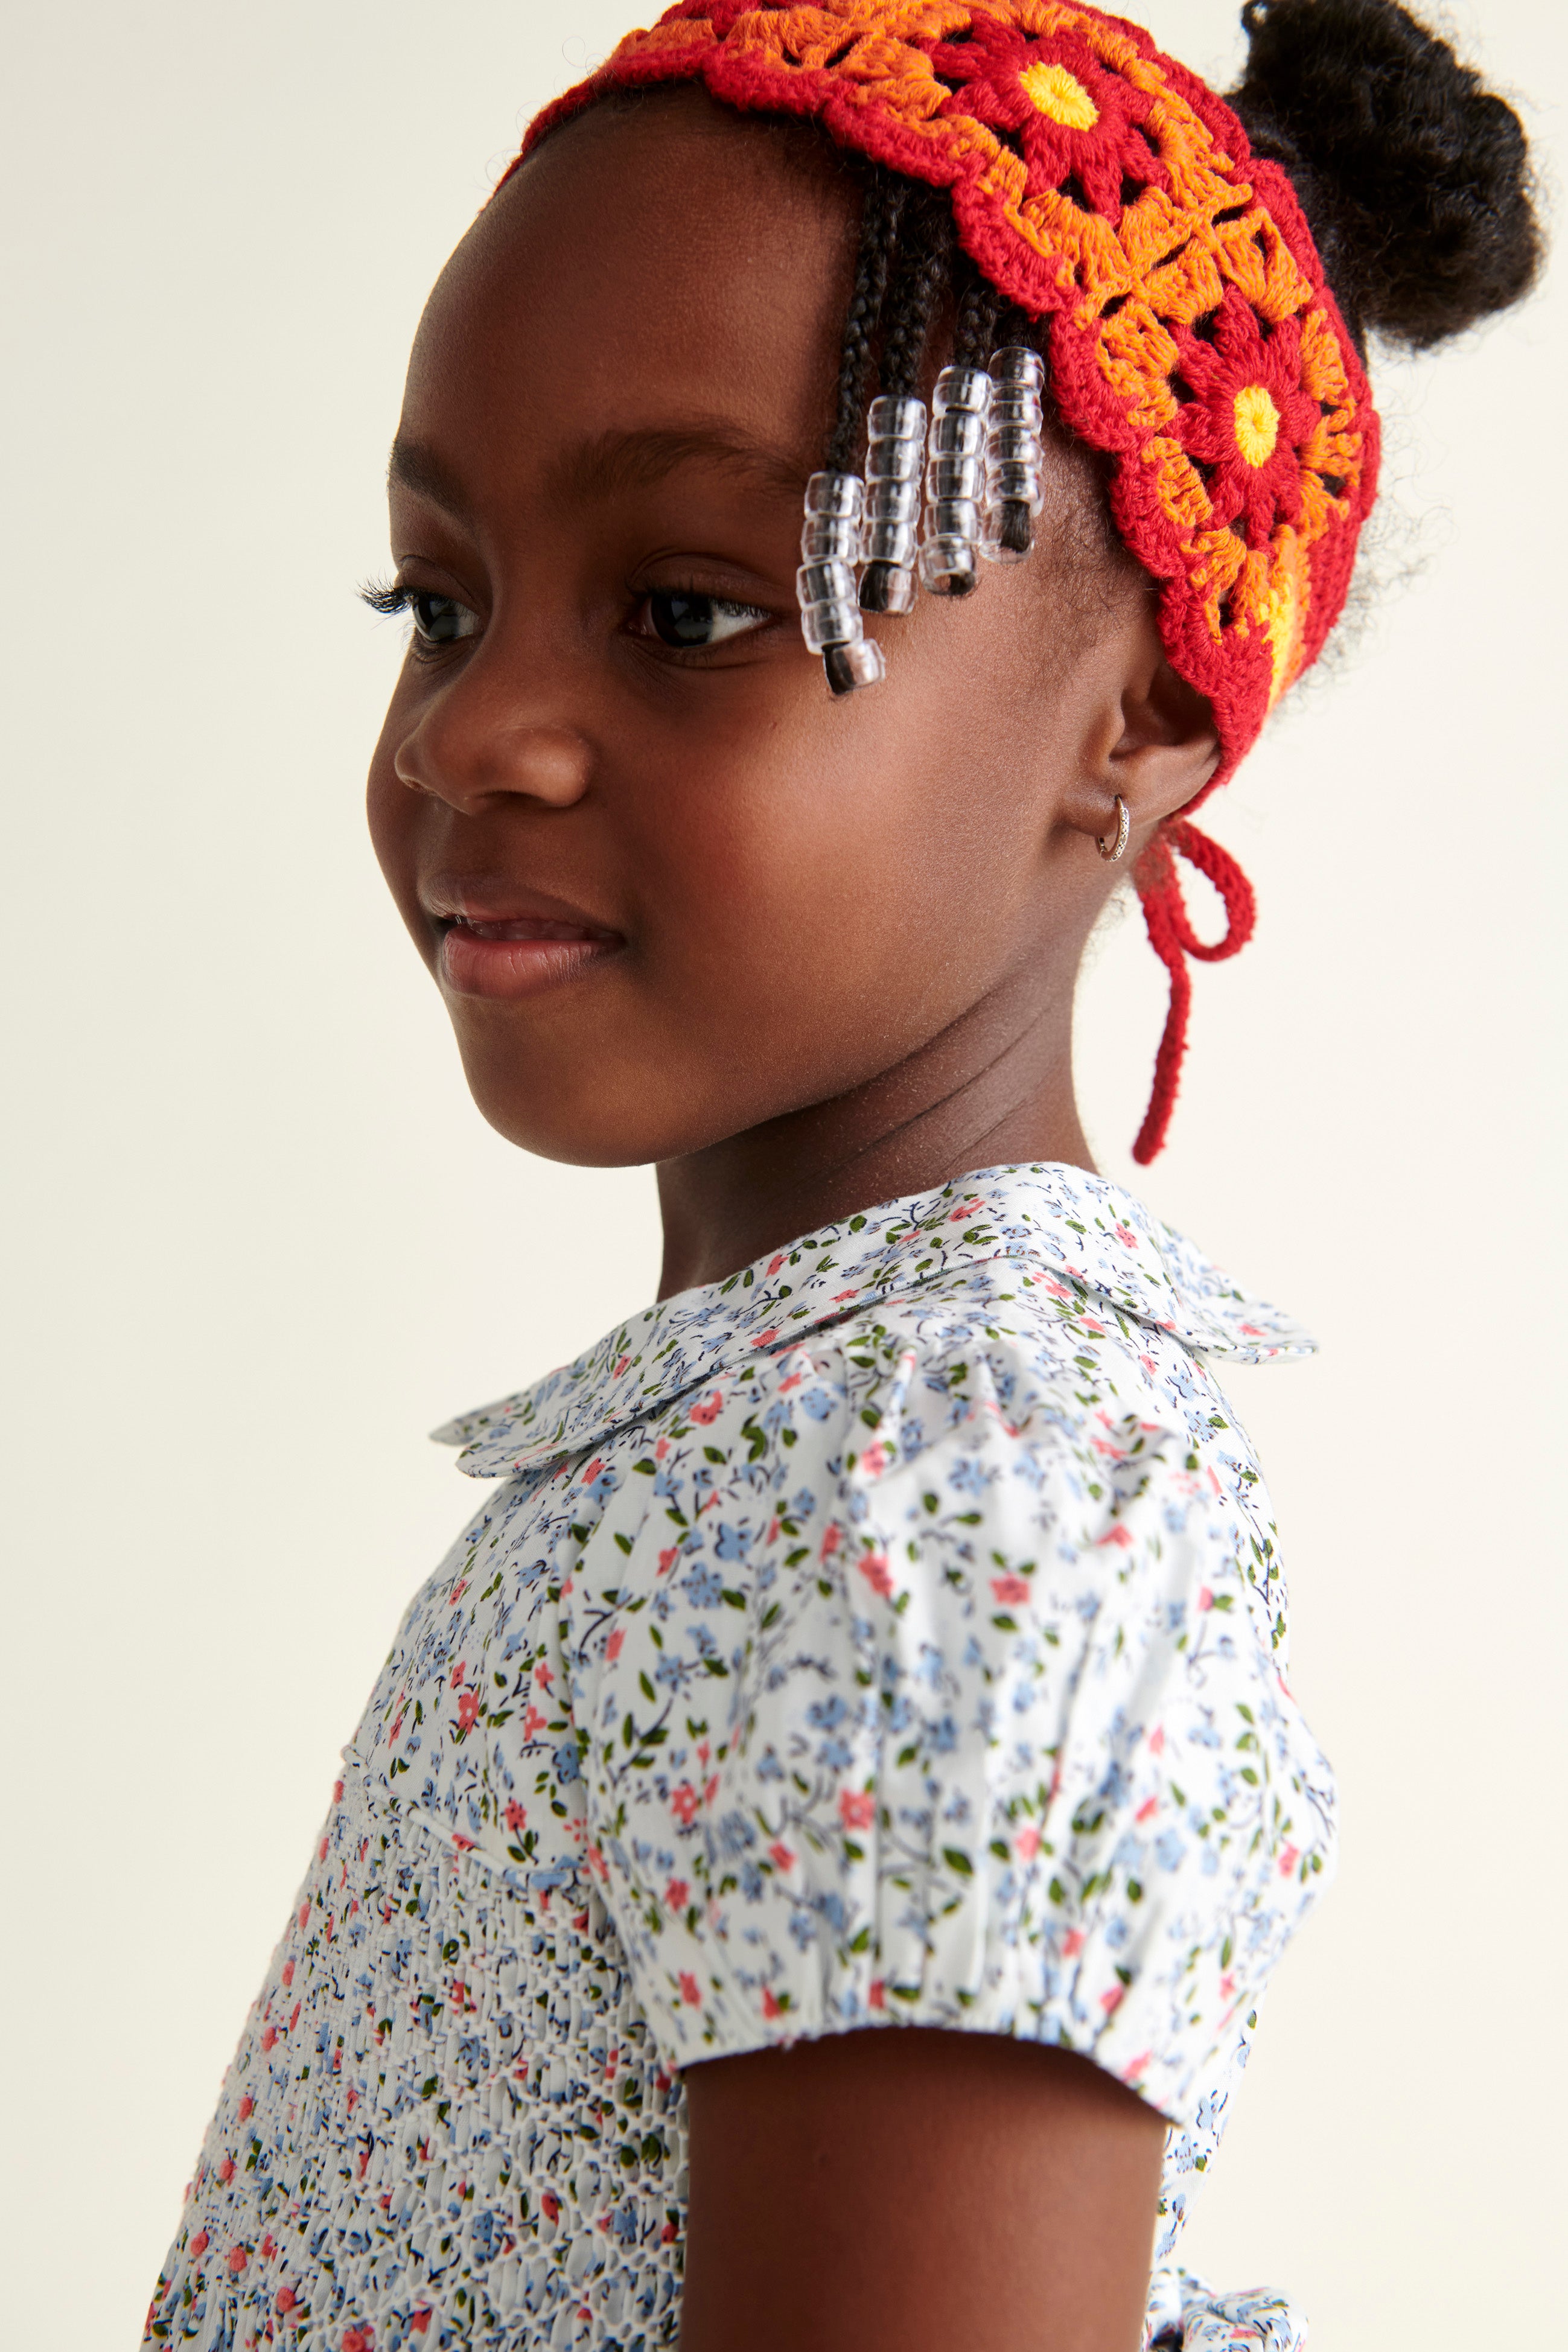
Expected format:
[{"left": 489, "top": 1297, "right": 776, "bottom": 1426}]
[{"left": 1132, "top": 818, "right": 1257, "bottom": 1165}]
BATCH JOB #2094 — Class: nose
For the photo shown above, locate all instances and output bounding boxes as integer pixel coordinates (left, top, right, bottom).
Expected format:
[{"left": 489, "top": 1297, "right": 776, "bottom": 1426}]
[{"left": 392, "top": 649, "right": 593, "bottom": 814}]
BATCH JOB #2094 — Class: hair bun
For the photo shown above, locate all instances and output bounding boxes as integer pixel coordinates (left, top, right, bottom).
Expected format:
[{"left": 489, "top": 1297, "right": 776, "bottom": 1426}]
[{"left": 1228, "top": 0, "right": 1540, "bottom": 350}]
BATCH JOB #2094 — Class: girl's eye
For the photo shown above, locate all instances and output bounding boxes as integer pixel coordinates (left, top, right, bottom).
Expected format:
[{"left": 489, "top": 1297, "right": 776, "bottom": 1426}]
[
  {"left": 408, "top": 590, "right": 479, "bottom": 647},
  {"left": 639, "top": 590, "right": 770, "bottom": 649}
]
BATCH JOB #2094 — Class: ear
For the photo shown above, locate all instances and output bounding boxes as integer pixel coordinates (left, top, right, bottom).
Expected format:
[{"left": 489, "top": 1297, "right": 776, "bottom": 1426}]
[{"left": 1059, "top": 598, "right": 1220, "bottom": 856}]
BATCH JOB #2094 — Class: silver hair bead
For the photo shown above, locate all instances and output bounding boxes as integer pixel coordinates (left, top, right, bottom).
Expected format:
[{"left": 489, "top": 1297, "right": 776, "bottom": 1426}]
[
  {"left": 983, "top": 346, "right": 1048, "bottom": 564},
  {"left": 920, "top": 366, "right": 993, "bottom": 596},
  {"left": 797, "top": 474, "right": 884, "bottom": 693},
  {"left": 860, "top": 394, "right": 926, "bottom": 616}
]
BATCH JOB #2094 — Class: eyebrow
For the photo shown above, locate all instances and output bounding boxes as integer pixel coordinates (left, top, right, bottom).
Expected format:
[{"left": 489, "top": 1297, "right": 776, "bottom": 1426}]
[
  {"left": 549, "top": 424, "right": 807, "bottom": 506},
  {"left": 386, "top": 422, "right": 806, "bottom": 523}
]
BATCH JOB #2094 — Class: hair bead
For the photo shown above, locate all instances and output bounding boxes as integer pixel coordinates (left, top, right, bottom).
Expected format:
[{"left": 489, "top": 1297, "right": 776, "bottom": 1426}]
[
  {"left": 859, "top": 394, "right": 926, "bottom": 616},
  {"left": 798, "top": 474, "right": 885, "bottom": 692},
  {"left": 920, "top": 365, "right": 992, "bottom": 596},
  {"left": 983, "top": 347, "right": 1047, "bottom": 564}
]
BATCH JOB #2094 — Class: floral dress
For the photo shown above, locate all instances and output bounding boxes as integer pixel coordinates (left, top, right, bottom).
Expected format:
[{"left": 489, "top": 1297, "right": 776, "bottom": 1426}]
[{"left": 145, "top": 1165, "right": 1336, "bottom": 2352}]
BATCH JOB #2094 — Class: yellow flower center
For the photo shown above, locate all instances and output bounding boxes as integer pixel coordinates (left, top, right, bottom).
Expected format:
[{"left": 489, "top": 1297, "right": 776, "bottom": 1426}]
[
  {"left": 1019, "top": 61, "right": 1099, "bottom": 130},
  {"left": 1233, "top": 384, "right": 1281, "bottom": 467}
]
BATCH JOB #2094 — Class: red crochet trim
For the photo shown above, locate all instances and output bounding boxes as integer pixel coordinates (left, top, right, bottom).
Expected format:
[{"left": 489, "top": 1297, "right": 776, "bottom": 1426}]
[
  {"left": 509, "top": 2, "right": 1381, "bottom": 1157},
  {"left": 1132, "top": 820, "right": 1257, "bottom": 1165}
]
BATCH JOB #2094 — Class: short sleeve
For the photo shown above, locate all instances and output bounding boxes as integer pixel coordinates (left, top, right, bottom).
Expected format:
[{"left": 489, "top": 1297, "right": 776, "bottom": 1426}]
[{"left": 572, "top": 1317, "right": 1336, "bottom": 2129}]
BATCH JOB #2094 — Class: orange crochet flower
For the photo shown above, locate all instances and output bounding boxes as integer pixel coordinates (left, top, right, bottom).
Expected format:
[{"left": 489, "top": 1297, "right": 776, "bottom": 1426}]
[
  {"left": 929, "top": 14, "right": 1170, "bottom": 217},
  {"left": 1168, "top": 288, "right": 1325, "bottom": 549}
]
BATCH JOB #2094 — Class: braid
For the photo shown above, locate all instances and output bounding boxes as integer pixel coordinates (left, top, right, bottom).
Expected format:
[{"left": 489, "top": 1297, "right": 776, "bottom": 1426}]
[
  {"left": 952, "top": 257, "right": 1001, "bottom": 369},
  {"left": 825, "top": 170, "right": 906, "bottom": 473},
  {"left": 878, "top": 189, "right": 952, "bottom": 400}
]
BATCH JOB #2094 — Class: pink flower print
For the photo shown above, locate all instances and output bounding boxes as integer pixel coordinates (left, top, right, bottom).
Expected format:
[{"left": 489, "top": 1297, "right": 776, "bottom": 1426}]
[
  {"left": 1082, "top": 1319, "right": 1106, "bottom": 1335},
  {"left": 605, "top": 1627, "right": 624, "bottom": 1662},
  {"left": 704, "top": 1774, "right": 721, "bottom": 1808},
  {"left": 821, "top": 1525, "right": 841, "bottom": 1559},
  {"left": 261, "top": 2025, "right": 278, "bottom": 2052},
  {"left": 839, "top": 1788, "right": 876, "bottom": 1831},
  {"left": 1279, "top": 1843, "right": 1301, "bottom": 1876},
  {"left": 282, "top": 1960, "right": 295, "bottom": 1989},
  {"left": 217, "top": 2156, "right": 235, "bottom": 2184},
  {"left": 190, "top": 2231, "right": 209, "bottom": 2259},
  {"left": 991, "top": 1573, "right": 1031, "bottom": 1606},
  {"left": 448, "top": 1579, "right": 468, "bottom": 1608},
  {"left": 409, "top": 2309, "right": 432, "bottom": 2334},
  {"left": 767, "top": 1253, "right": 786, "bottom": 1275},
  {"left": 1115, "top": 1225, "right": 1138, "bottom": 1248},
  {"left": 671, "top": 1783, "right": 700, "bottom": 1827},
  {"left": 858, "top": 1551, "right": 894, "bottom": 1599},
  {"left": 658, "top": 1546, "right": 678, "bottom": 1575},
  {"left": 237, "top": 2095, "right": 254, "bottom": 2121},
  {"left": 661, "top": 2219, "right": 678, "bottom": 2243},
  {"left": 655, "top": 1438, "right": 669, "bottom": 1459},
  {"left": 832, "top": 1287, "right": 858, "bottom": 1302},
  {"left": 390, "top": 1710, "right": 404, "bottom": 1743},
  {"left": 535, "top": 1658, "right": 553, "bottom": 1691},
  {"left": 227, "top": 2245, "right": 249, "bottom": 2274},
  {"left": 1149, "top": 1726, "right": 1165, "bottom": 1754},
  {"left": 1062, "top": 1928, "right": 1086, "bottom": 1957},
  {"left": 769, "top": 1842, "right": 795, "bottom": 1872},
  {"left": 679, "top": 1972, "right": 702, "bottom": 2007},
  {"left": 762, "top": 1985, "right": 784, "bottom": 2019},
  {"left": 1097, "top": 1525, "right": 1133, "bottom": 1549},
  {"left": 276, "top": 2285, "right": 297, "bottom": 2313},
  {"left": 868, "top": 1980, "right": 886, "bottom": 2010},
  {"left": 504, "top": 1799, "right": 526, "bottom": 1834},
  {"left": 1198, "top": 1587, "right": 1214, "bottom": 1611},
  {"left": 1100, "top": 1984, "right": 1125, "bottom": 2016},
  {"left": 342, "top": 2327, "right": 373, "bottom": 2352},
  {"left": 298, "top": 1901, "right": 311, "bottom": 1930},
  {"left": 333, "top": 1777, "right": 343, "bottom": 1802},
  {"left": 1015, "top": 1825, "right": 1041, "bottom": 1861},
  {"left": 689, "top": 1392, "right": 724, "bottom": 1426},
  {"left": 859, "top": 1441, "right": 888, "bottom": 1476},
  {"left": 1135, "top": 1796, "right": 1158, "bottom": 1823},
  {"left": 1044, "top": 1278, "right": 1070, "bottom": 1299},
  {"left": 582, "top": 1457, "right": 604, "bottom": 1486},
  {"left": 450, "top": 1660, "right": 467, "bottom": 1687},
  {"left": 318, "top": 1835, "right": 330, "bottom": 1862},
  {"left": 665, "top": 1878, "right": 690, "bottom": 1911},
  {"left": 456, "top": 1688, "right": 481, "bottom": 1733},
  {"left": 752, "top": 1327, "right": 780, "bottom": 1349},
  {"left": 522, "top": 1706, "right": 547, "bottom": 1741},
  {"left": 586, "top": 1844, "right": 609, "bottom": 1881},
  {"left": 614, "top": 1354, "right": 631, "bottom": 1375},
  {"left": 541, "top": 2191, "right": 560, "bottom": 2223}
]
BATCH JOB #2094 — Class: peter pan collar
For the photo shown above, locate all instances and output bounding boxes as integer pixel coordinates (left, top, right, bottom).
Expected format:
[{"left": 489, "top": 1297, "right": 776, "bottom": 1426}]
[{"left": 433, "top": 1162, "right": 1314, "bottom": 1479}]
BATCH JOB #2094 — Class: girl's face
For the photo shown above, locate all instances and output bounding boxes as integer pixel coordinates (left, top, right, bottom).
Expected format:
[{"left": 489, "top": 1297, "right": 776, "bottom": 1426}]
[{"left": 368, "top": 90, "right": 1198, "bottom": 1170}]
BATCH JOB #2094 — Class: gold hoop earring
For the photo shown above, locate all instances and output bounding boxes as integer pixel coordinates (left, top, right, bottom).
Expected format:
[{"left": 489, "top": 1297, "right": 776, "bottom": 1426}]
[{"left": 1097, "top": 795, "right": 1130, "bottom": 863}]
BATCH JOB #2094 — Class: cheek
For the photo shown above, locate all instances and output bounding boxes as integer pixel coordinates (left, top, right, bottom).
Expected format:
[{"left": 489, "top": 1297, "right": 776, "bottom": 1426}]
[{"left": 622, "top": 664, "right": 1051, "bottom": 1069}]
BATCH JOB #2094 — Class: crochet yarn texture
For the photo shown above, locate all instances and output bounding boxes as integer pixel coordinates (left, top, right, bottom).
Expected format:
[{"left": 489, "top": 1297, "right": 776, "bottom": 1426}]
[{"left": 519, "top": 0, "right": 1382, "bottom": 1161}]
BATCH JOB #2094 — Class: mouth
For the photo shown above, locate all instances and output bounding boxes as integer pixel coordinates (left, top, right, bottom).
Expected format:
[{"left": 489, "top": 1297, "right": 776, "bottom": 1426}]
[{"left": 427, "top": 890, "right": 625, "bottom": 1002}]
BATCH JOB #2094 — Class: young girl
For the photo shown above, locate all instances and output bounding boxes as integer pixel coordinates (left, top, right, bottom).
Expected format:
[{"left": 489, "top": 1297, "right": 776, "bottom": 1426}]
[{"left": 143, "top": 3, "right": 1537, "bottom": 2346}]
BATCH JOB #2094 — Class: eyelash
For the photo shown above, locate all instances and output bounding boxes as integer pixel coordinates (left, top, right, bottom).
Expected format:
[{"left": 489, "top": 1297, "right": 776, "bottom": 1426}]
[{"left": 359, "top": 576, "right": 778, "bottom": 661}]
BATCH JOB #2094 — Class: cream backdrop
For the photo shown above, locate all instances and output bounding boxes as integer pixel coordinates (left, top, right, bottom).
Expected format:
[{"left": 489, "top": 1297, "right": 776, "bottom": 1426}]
[{"left": 5, "top": 2, "right": 1564, "bottom": 2342}]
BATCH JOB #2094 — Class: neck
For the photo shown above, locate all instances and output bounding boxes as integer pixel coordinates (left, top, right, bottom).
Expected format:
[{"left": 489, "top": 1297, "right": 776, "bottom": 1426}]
[{"left": 654, "top": 967, "right": 1094, "bottom": 1298}]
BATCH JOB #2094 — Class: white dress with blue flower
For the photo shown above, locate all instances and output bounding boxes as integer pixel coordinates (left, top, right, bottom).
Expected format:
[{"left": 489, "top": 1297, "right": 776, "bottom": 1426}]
[{"left": 145, "top": 1165, "right": 1336, "bottom": 2352}]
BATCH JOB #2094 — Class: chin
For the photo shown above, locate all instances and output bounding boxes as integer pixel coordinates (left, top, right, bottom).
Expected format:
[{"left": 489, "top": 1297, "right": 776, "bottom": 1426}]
[{"left": 454, "top": 1042, "right": 703, "bottom": 1170}]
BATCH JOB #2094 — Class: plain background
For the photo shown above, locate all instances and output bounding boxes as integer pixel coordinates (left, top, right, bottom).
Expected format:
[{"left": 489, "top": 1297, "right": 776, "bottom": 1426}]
[{"left": 4, "top": 1, "right": 1564, "bottom": 2342}]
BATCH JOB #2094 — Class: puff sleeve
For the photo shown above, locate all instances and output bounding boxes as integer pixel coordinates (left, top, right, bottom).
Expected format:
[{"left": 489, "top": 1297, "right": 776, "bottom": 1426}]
[{"left": 568, "top": 1308, "right": 1336, "bottom": 2135}]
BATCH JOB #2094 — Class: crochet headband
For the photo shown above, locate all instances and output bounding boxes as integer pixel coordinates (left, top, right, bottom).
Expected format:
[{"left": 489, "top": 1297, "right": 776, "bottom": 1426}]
[{"left": 513, "top": 0, "right": 1383, "bottom": 1161}]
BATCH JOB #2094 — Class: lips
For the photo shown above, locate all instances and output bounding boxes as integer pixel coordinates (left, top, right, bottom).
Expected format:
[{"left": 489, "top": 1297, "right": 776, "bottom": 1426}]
[{"left": 425, "top": 886, "right": 623, "bottom": 1002}]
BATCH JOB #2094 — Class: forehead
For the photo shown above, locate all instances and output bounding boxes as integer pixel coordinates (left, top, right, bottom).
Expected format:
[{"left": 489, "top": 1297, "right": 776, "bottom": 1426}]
[{"left": 400, "top": 91, "right": 858, "bottom": 479}]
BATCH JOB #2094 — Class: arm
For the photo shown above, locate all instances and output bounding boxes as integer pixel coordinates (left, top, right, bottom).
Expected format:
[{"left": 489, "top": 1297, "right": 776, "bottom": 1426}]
[{"left": 678, "top": 2025, "right": 1165, "bottom": 2352}]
